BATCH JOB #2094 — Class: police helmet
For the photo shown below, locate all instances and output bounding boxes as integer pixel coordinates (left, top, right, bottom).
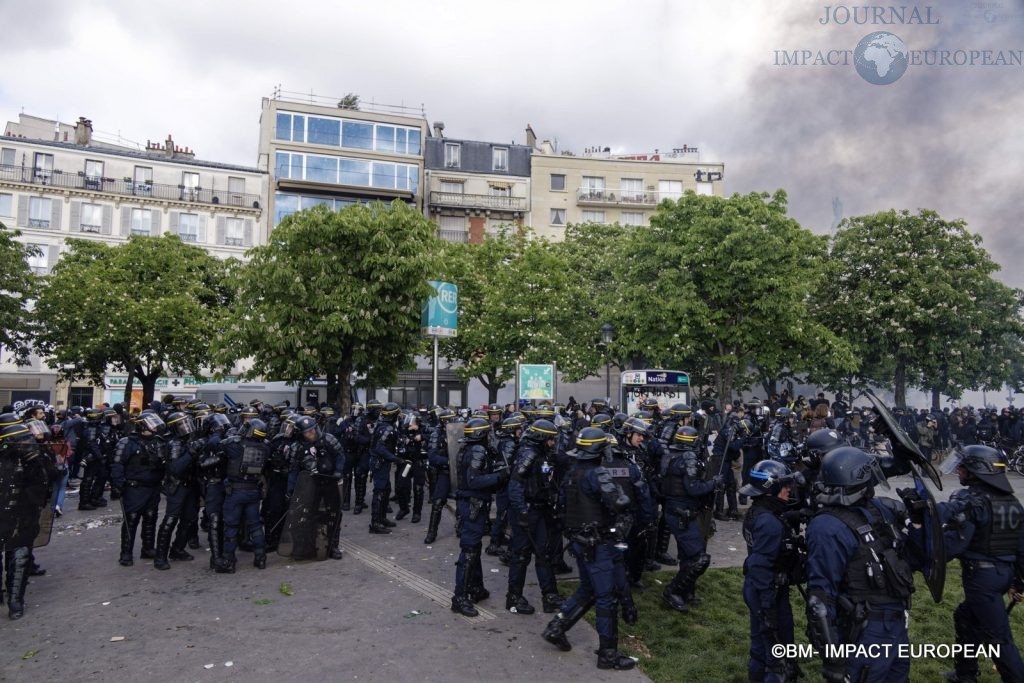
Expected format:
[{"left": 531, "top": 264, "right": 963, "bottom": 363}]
[
  {"left": 165, "top": 411, "right": 195, "bottom": 438},
  {"left": 945, "top": 444, "right": 1013, "bottom": 494},
  {"left": 85, "top": 406, "right": 104, "bottom": 421},
  {"left": 240, "top": 405, "right": 258, "bottom": 420},
  {"left": 672, "top": 425, "right": 700, "bottom": 448},
  {"left": 634, "top": 411, "right": 654, "bottom": 425},
  {"left": 380, "top": 402, "right": 401, "bottom": 423},
  {"left": 575, "top": 427, "right": 609, "bottom": 460},
  {"left": 241, "top": 418, "right": 268, "bottom": 441},
  {"left": 740, "top": 459, "right": 796, "bottom": 498},
  {"left": 666, "top": 403, "right": 692, "bottom": 418},
  {"left": 0, "top": 423, "right": 35, "bottom": 453},
  {"left": 639, "top": 398, "right": 660, "bottom": 412},
  {"left": 533, "top": 404, "right": 555, "bottom": 419},
  {"left": 134, "top": 412, "right": 166, "bottom": 435},
  {"left": 500, "top": 414, "right": 526, "bottom": 434},
  {"left": 815, "top": 447, "right": 888, "bottom": 506},
  {"left": 589, "top": 398, "right": 609, "bottom": 410},
  {"left": 294, "top": 415, "right": 321, "bottom": 442},
  {"left": 612, "top": 412, "right": 628, "bottom": 433},
  {"left": 776, "top": 407, "right": 794, "bottom": 421},
  {"left": 366, "top": 399, "right": 383, "bottom": 419},
  {"left": 463, "top": 418, "right": 491, "bottom": 442},
  {"left": 524, "top": 419, "right": 558, "bottom": 444},
  {"left": 103, "top": 408, "right": 123, "bottom": 427},
  {"left": 203, "top": 412, "right": 231, "bottom": 436},
  {"left": 302, "top": 404, "right": 319, "bottom": 417},
  {"left": 436, "top": 408, "right": 456, "bottom": 424},
  {"left": 351, "top": 402, "right": 364, "bottom": 417},
  {"left": 0, "top": 412, "right": 20, "bottom": 428},
  {"left": 471, "top": 409, "right": 488, "bottom": 419},
  {"left": 486, "top": 403, "right": 503, "bottom": 418},
  {"left": 804, "top": 429, "right": 845, "bottom": 468},
  {"left": 591, "top": 412, "right": 613, "bottom": 433},
  {"left": 621, "top": 416, "right": 649, "bottom": 438}
]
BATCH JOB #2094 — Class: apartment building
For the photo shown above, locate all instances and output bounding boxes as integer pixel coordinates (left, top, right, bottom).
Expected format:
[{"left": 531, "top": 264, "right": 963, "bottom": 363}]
[
  {"left": 527, "top": 125, "right": 725, "bottom": 241},
  {"left": 423, "top": 123, "right": 531, "bottom": 243},
  {"left": 0, "top": 113, "right": 267, "bottom": 408},
  {"left": 257, "top": 91, "right": 428, "bottom": 228}
]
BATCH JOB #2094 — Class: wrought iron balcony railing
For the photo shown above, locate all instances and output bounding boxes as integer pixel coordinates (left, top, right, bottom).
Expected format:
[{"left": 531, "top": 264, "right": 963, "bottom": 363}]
[{"left": 429, "top": 191, "right": 527, "bottom": 212}]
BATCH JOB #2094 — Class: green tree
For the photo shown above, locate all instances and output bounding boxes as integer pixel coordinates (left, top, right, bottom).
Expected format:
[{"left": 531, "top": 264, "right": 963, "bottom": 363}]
[
  {"left": 823, "top": 209, "right": 1024, "bottom": 408},
  {"left": 33, "top": 235, "right": 232, "bottom": 406},
  {"left": 609, "top": 190, "right": 855, "bottom": 402},
  {"left": 220, "top": 202, "right": 440, "bottom": 413},
  {"left": 437, "top": 229, "right": 600, "bottom": 403},
  {"left": 0, "top": 225, "right": 40, "bottom": 365}
]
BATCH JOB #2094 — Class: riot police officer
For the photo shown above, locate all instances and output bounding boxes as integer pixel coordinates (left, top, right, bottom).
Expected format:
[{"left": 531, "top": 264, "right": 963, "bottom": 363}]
[
  {"left": 661, "top": 426, "right": 721, "bottom": 611},
  {"left": 505, "top": 418, "right": 562, "bottom": 615},
  {"left": 217, "top": 419, "right": 271, "bottom": 573},
  {"left": 712, "top": 415, "right": 750, "bottom": 522},
  {"left": 741, "top": 460, "right": 805, "bottom": 683},
  {"left": 487, "top": 414, "right": 525, "bottom": 557},
  {"left": 262, "top": 411, "right": 298, "bottom": 552},
  {"left": 338, "top": 403, "right": 363, "bottom": 512},
  {"left": 541, "top": 426, "right": 635, "bottom": 670},
  {"left": 369, "top": 402, "right": 403, "bottom": 533},
  {"left": 111, "top": 413, "right": 167, "bottom": 567},
  {"left": 805, "top": 447, "right": 920, "bottom": 682},
  {"left": 934, "top": 445, "right": 1024, "bottom": 682},
  {"left": 77, "top": 407, "right": 109, "bottom": 511},
  {"left": 197, "top": 412, "right": 231, "bottom": 570},
  {"left": 283, "top": 415, "right": 344, "bottom": 560},
  {"left": 394, "top": 412, "right": 426, "bottom": 523},
  {"left": 424, "top": 408, "right": 456, "bottom": 545},
  {"left": 768, "top": 408, "right": 797, "bottom": 465},
  {"left": 154, "top": 412, "right": 199, "bottom": 570},
  {"left": 352, "top": 399, "right": 382, "bottom": 515},
  {"left": 451, "top": 418, "right": 508, "bottom": 617}
]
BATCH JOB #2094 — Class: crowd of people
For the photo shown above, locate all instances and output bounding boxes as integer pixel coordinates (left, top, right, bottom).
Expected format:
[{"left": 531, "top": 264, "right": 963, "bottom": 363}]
[{"left": 2, "top": 391, "right": 1023, "bottom": 681}]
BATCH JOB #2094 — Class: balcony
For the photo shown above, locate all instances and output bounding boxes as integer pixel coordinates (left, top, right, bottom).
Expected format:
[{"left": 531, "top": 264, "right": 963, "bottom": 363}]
[
  {"left": 576, "top": 187, "right": 666, "bottom": 207},
  {"left": 0, "top": 163, "right": 262, "bottom": 210},
  {"left": 437, "top": 229, "right": 468, "bottom": 243},
  {"left": 429, "top": 191, "right": 527, "bottom": 213}
]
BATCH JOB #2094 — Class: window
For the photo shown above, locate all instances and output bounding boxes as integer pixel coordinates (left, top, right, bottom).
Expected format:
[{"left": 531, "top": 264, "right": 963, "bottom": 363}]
[
  {"left": 0, "top": 193, "right": 11, "bottom": 217},
  {"left": 659, "top": 180, "right": 683, "bottom": 200},
  {"left": 550, "top": 174, "right": 566, "bottom": 191},
  {"left": 178, "top": 213, "right": 199, "bottom": 242},
  {"left": 29, "top": 197, "right": 51, "bottom": 228},
  {"left": 26, "top": 244, "right": 47, "bottom": 274},
  {"left": 550, "top": 208, "right": 566, "bottom": 225},
  {"left": 182, "top": 172, "right": 200, "bottom": 200},
  {"left": 130, "top": 208, "right": 152, "bottom": 236},
  {"left": 582, "top": 210, "right": 606, "bottom": 224},
  {"left": 695, "top": 181, "right": 714, "bottom": 196},
  {"left": 225, "top": 217, "right": 244, "bottom": 246},
  {"left": 228, "top": 176, "right": 245, "bottom": 194},
  {"left": 581, "top": 176, "right": 605, "bottom": 197},
  {"left": 489, "top": 185, "right": 510, "bottom": 197},
  {"left": 438, "top": 215, "right": 467, "bottom": 242},
  {"left": 275, "top": 193, "right": 299, "bottom": 226},
  {"left": 85, "top": 160, "right": 103, "bottom": 179},
  {"left": 68, "top": 387, "right": 94, "bottom": 408},
  {"left": 372, "top": 162, "right": 396, "bottom": 189},
  {"left": 339, "top": 158, "right": 370, "bottom": 186},
  {"left": 407, "top": 129, "right": 422, "bottom": 156},
  {"left": 134, "top": 166, "right": 152, "bottom": 195},
  {"left": 621, "top": 211, "right": 644, "bottom": 226},
  {"left": 33, "top": 153, "right": 53, "bottom": 181},
  {"left": 307, "top": 117, "right": 341, "bottom": 146},
  {"left": 305, "top": 155, "right": 338, "bottom": 184},
  {"left": 621, "top": 178, "right": 643, "bottom": 201},
  {"left": 376, "top": 125, "right": 395, "bottom": 153},
  {"left": 440, "top": 180, "right": 463, "bottom": 195},
  {"left": 80, "top": 203, "right": 102, "bottom": 232},
  {"left": 492, "top": 147, "right": 508, "bottom": 171},
  {"left": 444, "top": 143, "right": 461, "bottom": 168},
  {"left": 0, "top": 148, "right": 14, "bottom": 167},
  {"left": 342, "top": 121, "right": 373, "bottom": 150}
]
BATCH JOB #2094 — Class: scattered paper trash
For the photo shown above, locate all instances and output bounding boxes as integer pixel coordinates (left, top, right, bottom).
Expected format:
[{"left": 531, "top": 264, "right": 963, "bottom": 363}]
[
  {"left": 102, "top": 601, "right": 111, "bottom": 606},
  {"left": 225, "top": 662, "right": 234, "bottom": 667},
  {"left": 728, "top": 546, "right": 737, "bottom": 552},
  {"left": 110, "top": 636, "right": 125, "bottom": 642},
  {"left": 405, "top": 610, "right": 422, "bottom": 619},
  {"left": 21, "top": 650, "right": 38, "bottom": 660},
  {"left": 490, "top": 568, "right": 499, "bottom": 573},
  {"left": 204, "top": 664, "right": 214, "bottom": 669}
]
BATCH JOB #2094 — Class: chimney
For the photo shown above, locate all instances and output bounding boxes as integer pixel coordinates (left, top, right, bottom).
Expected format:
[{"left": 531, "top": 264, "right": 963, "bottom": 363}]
[
  {"left": 525, "top": 124, "right": 536, "bottom": 148},
  {"left": 74, "top": 117, "right": 93, "bottom": 145},
  {"left": 165, "top": 134, "right": 175, "bottom": 158},
  {"left": 432, "top": 121, "right": 445, "bottom": 139}
]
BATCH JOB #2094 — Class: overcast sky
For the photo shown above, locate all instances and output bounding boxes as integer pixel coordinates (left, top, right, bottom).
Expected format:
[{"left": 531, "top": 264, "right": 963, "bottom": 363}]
[{"left": 4, "top": 0, "right": 1023, "bottom": 283}]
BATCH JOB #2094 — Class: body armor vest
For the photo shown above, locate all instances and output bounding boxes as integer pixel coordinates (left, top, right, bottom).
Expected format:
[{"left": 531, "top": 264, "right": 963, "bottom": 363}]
[
  {"left": 563, "top": 466, "right": 610, "bottom": 530},
  {"left": 605, "top": 455, "right": 635, "bottom": 506},
  {"left": 822, "top": 504, "right": 914, "bottom": 604},
  {"left": 968, "top": 486, "right": 1024, "bottom": 558},
  {"left": 660, "top": 451, "right": 694, "bottom": 498}
]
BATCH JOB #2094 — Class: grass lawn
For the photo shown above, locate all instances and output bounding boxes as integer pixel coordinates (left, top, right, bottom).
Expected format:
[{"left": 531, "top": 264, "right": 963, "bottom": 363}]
[{"left": 560, "top": 564, "right": 1019, "bottom": 682}]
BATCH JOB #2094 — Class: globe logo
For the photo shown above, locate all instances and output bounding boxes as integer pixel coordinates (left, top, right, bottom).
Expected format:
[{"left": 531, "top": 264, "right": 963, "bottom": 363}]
[{"left": 854, "top": 32, "right": 909, "bottom": 85}]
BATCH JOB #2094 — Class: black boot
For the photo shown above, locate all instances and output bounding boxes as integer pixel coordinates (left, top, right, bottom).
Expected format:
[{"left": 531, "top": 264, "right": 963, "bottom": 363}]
[
  {"left": 655, "top": 521, "right": 675, "bottom": 565},
  {"left": 154, "top": 516, "right": 175, "bottom": 570},
  {"left": 622, "top": 602, "right": 639, "bottom": 625},
  {"left": 6, "top": 548, "right": 30, "bottom": 620},
  {"left": 187, "top": 518, "right": 201, "bottom": 549},
  {"left": 411, "top": 487, "right": 423, "bottom": 523},
  {"left": 506, "top": 593, "right": 536, "bottom": 615},
  {"left": 341, "top": 473, "right": 352, "bottom": 512},
  {"left": 644, "top": 532, "right": 661, "bottom": 571},
  {"left": 78, "top": 476, "right": 97, "bottom": 510},
  {"left": 170, "top": 520, "right": 194, "bottom": 561},
  {"left": 208, "top": 513, "right": 224, "bottom": 570},
  {"left": 353, "top": 476, "right": 367, "bottom": 515},
  {"left": 139, "top": 508, "right": 157, "bottom": 559},
  {"left": 328, "top": 512, "right": 343, "bottom": 560},
  {"left": 542, "top": 592, "right": 565, "bottom": 614},
  {"left": 663, "top": 575, "right": 690, "bottom": 613},
  {"left": 424, "top": 503, "right": 442, "bottom": 543},
  {"left": 597, "top": 637, "right": 636, "bottom": 671},
  {"left": 541, "top": 599, "right": 591, "bottom": 652},
  {"left": 450, "top": 594, "right": 478, "bottom": 617},
  {"left": 119, "top": 513, "right": 140, "bottom": 566},
  {"left": 215, "top": 552, "right": 236, "bottom": 574},
  {"left": 369, "top": 492, "right": 391, "bottom": 534},
  {"left": 253, "top": 553, "right": 267, "bottom": 569}
]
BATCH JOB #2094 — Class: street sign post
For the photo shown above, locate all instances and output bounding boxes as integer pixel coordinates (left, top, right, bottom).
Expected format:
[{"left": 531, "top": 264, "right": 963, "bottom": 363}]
[{"left": 421, "top": 281, "right": 458, "bottom": 406}]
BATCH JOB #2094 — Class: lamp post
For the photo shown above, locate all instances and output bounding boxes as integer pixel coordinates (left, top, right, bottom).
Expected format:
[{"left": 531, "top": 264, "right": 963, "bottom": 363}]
[{"left": 601, "top": 323, "right": 615, "bottom": 403}]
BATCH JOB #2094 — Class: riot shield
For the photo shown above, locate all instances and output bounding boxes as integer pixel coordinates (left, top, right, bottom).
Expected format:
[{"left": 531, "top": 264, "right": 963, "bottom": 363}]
[
  {"left": 864, "top": 390, "right": 946, "bottom": 603},
  {"left": 32, "top": 485, "right": 61, "bottom": 548},
  {"left": 277, "top": 470, "right": 319, "bottom": 560},
  {"left": 446, "top": 422, "right": 465, "bottom": 476}
]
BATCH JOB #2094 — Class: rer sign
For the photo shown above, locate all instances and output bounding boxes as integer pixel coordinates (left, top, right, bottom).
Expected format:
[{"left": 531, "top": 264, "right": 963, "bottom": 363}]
[{"left": 421, "top": 280, "right": 458, "bottom": 337}]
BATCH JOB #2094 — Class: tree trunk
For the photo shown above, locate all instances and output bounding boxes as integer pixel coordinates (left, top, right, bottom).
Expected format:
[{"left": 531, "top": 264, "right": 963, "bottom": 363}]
[
  {"left": 486, "top": 371, "right": 500, "bottom": 404},
  {"left": 894, "top": 359, "right": 907, "bottom": 409},
  {"left": 931, "top": 386, "right": 941, "bottom": 412},
  {"left": 122, "top": 366, "right": 135, "bottom": 407},
  {"left": 134, "top": 364, "right": 161, "bottom": 408},
  {"left": 712, "top": 359, "right": 735, "bottom": 406},
  {"left": 326, "top": 372, "right": 339, "bottom": 409},
  {"left": 337, "top": 353, "right": 354, "bottom": 417},
  {"left": 760, "top": 377, "right": 778, "bottom": 399}
]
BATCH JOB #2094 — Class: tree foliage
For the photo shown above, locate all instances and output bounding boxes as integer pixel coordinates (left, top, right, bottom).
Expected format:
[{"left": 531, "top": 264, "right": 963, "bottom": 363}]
[
  {"left": 0, "top": 225, "right": 40, "bottom": 365},
  {"left": 436, "top": 228, "right": 600, "bottom": 403},
  {"left": 33, "top": 235, "right": 231, "bottom": 405},
  {"left": 220, "top": 201, "right": 440, "bottom": 412},
  {"left": 822, "top": 209, "right": 1024, "bottom": 408}
]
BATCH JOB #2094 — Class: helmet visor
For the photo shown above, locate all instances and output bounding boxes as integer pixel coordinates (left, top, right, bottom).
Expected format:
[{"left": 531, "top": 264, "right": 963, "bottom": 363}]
[{"left": 24, "top": 419, "right": 48, "bottom": 439}]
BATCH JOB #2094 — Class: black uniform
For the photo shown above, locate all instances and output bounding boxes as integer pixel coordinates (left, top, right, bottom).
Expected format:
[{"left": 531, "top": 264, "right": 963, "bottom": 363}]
[{"left": 111, "top": 433, "right": 166, "bottom": 566}]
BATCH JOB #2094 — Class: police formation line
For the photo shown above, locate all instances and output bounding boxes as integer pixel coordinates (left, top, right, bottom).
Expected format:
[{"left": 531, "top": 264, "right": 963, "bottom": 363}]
[{"left": 1, "top": 396, "right": 1023, "bottom": 681}]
